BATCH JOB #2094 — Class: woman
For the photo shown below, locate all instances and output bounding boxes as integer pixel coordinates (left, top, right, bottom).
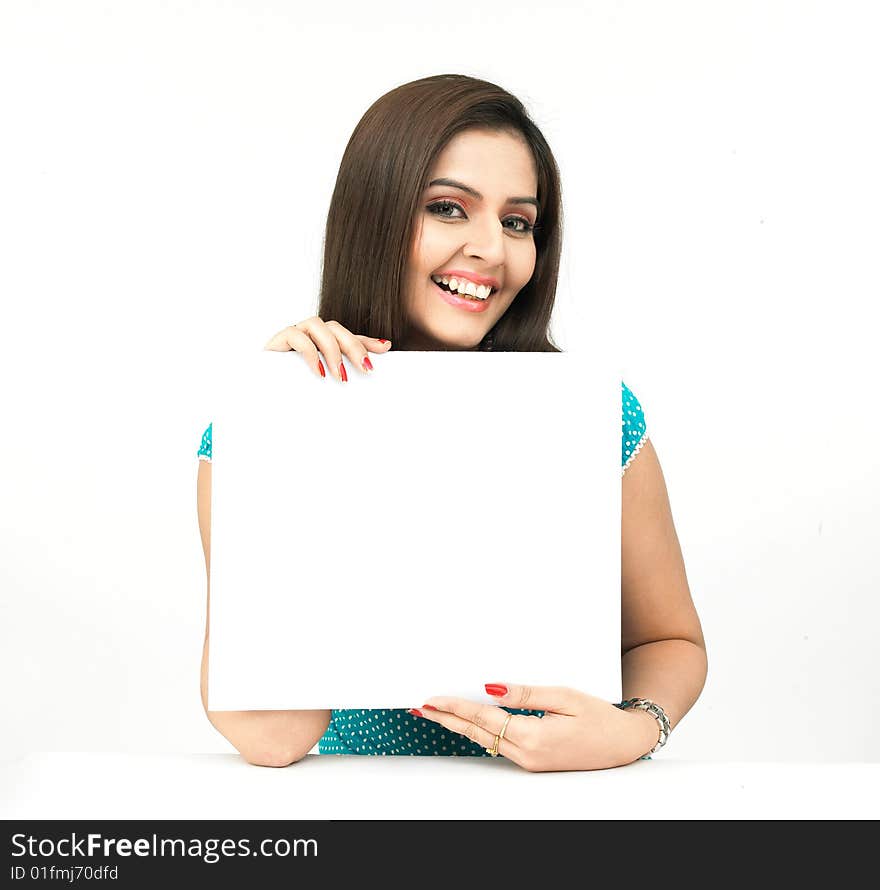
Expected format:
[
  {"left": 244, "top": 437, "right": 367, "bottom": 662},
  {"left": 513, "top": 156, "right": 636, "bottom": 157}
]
[{"left": 196, "top": 74, "right": 708, "bottom": 771}]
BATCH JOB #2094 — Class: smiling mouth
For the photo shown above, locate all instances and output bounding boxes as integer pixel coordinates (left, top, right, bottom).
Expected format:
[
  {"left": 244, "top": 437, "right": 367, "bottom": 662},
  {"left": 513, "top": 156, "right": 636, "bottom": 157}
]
[
  {"left": 430, "top": 278, "right": 494, "bottom": 314},
  {"left": 430, "top": 276, "right": 496, "bottom": 302}
]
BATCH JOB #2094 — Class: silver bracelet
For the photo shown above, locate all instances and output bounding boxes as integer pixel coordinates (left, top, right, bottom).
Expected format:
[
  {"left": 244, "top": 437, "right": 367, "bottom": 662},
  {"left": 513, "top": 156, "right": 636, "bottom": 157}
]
[{"left": 614, "top": 697, "right": 671, "bottom": 755}]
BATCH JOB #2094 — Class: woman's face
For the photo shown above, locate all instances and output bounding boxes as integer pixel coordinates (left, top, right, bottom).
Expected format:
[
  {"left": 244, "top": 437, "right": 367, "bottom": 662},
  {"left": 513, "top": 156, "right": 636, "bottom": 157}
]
[{"left": 404, "top": 127, "right": 539, "bottom": 350}]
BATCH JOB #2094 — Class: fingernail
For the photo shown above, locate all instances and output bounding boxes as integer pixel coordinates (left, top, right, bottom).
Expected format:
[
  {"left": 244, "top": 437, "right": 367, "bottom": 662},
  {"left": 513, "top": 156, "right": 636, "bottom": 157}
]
[
  {"left": 318, "top": 360, "right": 325, "bottom": 378},
  {"left": 339, "top": 362, "right": 347, "bottom": 382},
  {"left": 378, "top": 339, "right": 389, "bottom": 344},
  {"left": 485, "top": 684, "right": 508, "bottom": 697},
  {"left": 422, "top": 704, "right": 439, "bottom": 711},
  {"left": 407, "top": 708, "right": 423, "bottom": 717},
  {"left": 362, "top": 356, "right": 373, "bottom": 372}
]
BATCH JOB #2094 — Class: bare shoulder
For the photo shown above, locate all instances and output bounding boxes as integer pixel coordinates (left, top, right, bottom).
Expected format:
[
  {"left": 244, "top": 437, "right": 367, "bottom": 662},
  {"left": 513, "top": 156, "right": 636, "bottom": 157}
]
[{"left": 621, "top": 438, "right": 705, "bottom": 653}]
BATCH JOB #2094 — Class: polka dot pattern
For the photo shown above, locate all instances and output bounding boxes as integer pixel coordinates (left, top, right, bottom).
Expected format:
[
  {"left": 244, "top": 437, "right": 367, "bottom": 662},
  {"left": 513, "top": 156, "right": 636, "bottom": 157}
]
[
  {"left": 317, "top": 706, "right": 546, "bottom": 756},
  {"left": 621, "top": 380, "right": 648, "bottom": 476},
  {"left": 195, "top": 380, "right": 650, "bottom": 758}
]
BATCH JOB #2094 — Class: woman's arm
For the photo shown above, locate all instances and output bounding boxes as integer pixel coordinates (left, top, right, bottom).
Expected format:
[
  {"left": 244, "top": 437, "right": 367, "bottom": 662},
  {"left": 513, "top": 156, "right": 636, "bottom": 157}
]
[
  {"left": 197, "top": 459, "right": 331, "bottom": 766},
  {"left": 619, "top": 438, "right": 708, "bottom": 751}
]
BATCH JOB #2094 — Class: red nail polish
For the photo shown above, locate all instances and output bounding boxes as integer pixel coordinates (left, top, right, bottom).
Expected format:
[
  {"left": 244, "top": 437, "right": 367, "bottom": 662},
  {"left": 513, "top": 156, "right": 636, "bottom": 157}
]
[
  {"left": 339, "top": 362, "right": 347, "bottom": 382},
  {"left": 362, "top": 356, "right": 373, "bottom": 371},
  {"left": 378, "top": 339, "right": 388, "bottom": 344},
  {"left": 485, "top": 684, "right": 508, "bottom": 697},
  {"left": 318, "top": 360, "right": 325, "bottom": 378},
  {"left": 423, "top": 704, "right": 439, "bottom": 711},
  {"left": 407, "top": 708, "right": 423, "bottom": 717}
]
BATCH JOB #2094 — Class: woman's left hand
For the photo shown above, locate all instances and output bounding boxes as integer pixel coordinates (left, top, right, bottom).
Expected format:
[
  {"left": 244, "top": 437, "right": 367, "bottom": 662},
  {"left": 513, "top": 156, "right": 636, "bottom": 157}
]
[{"left": 410, "top": 683, "right": 658, "bottom": 772}]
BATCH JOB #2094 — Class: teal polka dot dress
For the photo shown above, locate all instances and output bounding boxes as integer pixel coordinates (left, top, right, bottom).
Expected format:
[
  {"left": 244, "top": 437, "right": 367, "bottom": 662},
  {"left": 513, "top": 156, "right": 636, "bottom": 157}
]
[{"left": 197, "top": 380, "right": 649, "bottom": 757}]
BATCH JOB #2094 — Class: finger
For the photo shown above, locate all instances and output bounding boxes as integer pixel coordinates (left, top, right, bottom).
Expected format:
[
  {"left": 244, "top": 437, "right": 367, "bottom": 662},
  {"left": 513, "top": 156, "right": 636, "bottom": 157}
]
[
  {"left": 325, "top": 322, "right": 385, "bottom": 375},
  {"left": 262, "top": 325, "right": 326, "bottom": 380},
  {"left": 355, "top": 335, "right": 393, "bottom": 354},
  {"left": 262, "top": 325, "right": 299, "bottom": 351},
  {"left": 483, "top": 682, "right": 583, "bottom": 716},
  {"left": 287, "top": 317, "right": 347, "bottom": 382},
  {"left": 411, "top": 704, "right": 520, "bottom": 759},
  {"left": 415, "top": 697, "right": 532, "bottom": 751}
]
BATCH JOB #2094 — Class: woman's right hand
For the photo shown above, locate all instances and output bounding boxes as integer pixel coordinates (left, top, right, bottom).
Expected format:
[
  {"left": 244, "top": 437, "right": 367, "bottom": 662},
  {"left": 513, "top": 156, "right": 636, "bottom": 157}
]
[{"left": 262, "top": 317, "right": 391, "bottom": 382}]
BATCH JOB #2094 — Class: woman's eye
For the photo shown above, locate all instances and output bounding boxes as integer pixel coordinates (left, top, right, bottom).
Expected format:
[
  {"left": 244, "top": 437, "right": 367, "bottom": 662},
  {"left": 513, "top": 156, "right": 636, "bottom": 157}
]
[
  {"left": 426, "top": 201, "right": 535, "bottom": 235},
  {"left": 504, "top": 216, "right": 535, "bottom": 235},
  {"left": 427, "top": 200, "right": 464, "bottom": 218}
]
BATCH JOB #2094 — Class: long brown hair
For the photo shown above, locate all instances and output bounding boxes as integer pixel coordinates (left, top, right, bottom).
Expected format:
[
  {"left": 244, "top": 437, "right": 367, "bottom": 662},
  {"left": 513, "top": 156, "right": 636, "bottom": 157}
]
[{"left": 317, "top": 74, "right": 564, "bottom": 352}]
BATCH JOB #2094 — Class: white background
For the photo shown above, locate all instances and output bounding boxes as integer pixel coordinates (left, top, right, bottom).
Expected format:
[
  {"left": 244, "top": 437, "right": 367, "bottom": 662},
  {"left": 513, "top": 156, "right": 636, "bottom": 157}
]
[{"left": 1, "top": 0, "right": 878, "bottom": 766}]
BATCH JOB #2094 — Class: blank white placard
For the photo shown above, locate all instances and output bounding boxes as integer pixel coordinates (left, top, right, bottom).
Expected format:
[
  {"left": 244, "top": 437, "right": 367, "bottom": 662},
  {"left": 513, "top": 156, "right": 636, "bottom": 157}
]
[{"left": 207, "top": 350, "right": 621, "bottom": 709}]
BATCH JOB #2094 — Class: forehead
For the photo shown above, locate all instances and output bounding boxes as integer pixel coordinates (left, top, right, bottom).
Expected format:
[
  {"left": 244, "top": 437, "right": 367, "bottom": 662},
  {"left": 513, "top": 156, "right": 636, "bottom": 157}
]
[{"left": 427, "top": 128, "right": 537, "bottom": 194}]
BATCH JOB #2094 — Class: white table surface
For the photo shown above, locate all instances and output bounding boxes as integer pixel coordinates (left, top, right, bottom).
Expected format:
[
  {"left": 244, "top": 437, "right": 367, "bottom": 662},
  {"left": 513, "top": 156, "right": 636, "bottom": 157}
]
[{"left": 1, "top": 753, "right": 877, "bottom": 820}]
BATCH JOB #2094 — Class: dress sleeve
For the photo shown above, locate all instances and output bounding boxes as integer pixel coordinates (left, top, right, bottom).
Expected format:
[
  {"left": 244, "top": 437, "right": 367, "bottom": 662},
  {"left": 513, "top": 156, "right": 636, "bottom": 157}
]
[
  {"left": 197, "top": 423, "right": 212, "bottom": 462},
  {"left": 621, "top": 382, "right": 648, "bottom": 476}
]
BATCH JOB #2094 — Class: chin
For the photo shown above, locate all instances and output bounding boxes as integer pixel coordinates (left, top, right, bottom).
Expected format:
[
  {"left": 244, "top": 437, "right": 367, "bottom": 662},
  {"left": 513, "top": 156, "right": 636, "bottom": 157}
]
[
  {"left": 450, "top": 329, "right": 488, "bottom": 350},
  {"left": 412, "top": 322, "right": 488, "bottom": 351}
]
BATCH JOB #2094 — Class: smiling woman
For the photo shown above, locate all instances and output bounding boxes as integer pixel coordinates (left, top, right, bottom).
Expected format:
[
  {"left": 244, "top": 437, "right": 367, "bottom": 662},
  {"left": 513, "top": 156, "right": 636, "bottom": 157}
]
[
  {"left": 315, "top": 74, "right": 564, "bottom": 358},
  {"left": 196, "top": 73, "right": 707, "bottom": 771}
]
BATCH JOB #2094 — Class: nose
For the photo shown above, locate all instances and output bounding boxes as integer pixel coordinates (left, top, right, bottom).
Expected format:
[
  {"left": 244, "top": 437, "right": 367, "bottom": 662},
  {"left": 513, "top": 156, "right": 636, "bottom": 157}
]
[{"left": 462, "top": 215, "right": 506, "bottom": 267}]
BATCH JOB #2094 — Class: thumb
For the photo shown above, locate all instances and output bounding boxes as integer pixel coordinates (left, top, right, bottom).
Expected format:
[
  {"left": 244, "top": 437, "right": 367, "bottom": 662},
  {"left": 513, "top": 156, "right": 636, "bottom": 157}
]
[{"left": 484, "top": 682, "right": 581, "bottom": 716}]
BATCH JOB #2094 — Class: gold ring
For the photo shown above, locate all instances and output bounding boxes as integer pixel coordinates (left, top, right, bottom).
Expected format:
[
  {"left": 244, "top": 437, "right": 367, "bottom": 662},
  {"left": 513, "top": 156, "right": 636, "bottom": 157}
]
[
  {"left": 486, "top": 713, "right": 513, "bottom": 757},
  {"left": 498, "top": 712, "right": 512, "bottom": 741}
]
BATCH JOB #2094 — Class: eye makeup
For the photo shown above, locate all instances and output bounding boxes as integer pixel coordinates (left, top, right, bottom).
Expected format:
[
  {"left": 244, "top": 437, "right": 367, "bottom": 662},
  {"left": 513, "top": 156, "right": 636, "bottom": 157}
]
[{"left": 426, "top": 199, "right": 536, "bottom": 235}]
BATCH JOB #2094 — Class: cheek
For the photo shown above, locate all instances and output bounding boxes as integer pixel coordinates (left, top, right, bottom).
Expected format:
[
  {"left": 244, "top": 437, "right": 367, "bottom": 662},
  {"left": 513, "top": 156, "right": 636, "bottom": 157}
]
[
  {"left": 514, "top": 244, "right": 537, "bottom": 287},
  {"left": 409, "top": 235, "right": 434, "bottom": 273},
  {"left": 408, "top": 223, "right": 427, "bottom": 266},
  {"left": 403, "top": 266, "right": 429, "bottom": 311}
]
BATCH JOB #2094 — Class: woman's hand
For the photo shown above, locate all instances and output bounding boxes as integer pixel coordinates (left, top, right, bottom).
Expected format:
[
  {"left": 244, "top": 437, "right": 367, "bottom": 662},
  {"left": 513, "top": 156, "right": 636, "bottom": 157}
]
[
  {"left": 409, "top": 682, "right": 659, "bottom": 772},
  {"left": 263, "top": 317, "right": 391, "bottom": 382}
]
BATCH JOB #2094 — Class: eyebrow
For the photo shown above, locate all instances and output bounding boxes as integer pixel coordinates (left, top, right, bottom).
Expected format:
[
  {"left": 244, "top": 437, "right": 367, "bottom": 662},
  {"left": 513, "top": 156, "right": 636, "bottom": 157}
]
[{"left": 428, "top": 177, "right": 539, "bottom": 210}]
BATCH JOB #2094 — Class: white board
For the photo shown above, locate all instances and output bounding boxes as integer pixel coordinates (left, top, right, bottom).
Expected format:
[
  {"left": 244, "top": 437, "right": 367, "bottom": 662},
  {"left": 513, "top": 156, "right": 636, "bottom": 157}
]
[{"left": 207, "top": 349, "right": 621, "bottom": 709}]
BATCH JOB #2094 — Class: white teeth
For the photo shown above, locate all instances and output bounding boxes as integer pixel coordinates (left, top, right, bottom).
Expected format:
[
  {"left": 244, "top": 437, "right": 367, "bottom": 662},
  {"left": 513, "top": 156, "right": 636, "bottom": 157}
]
[{"left": 431, "top": 274, "right": 494, "bottom": 300}]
